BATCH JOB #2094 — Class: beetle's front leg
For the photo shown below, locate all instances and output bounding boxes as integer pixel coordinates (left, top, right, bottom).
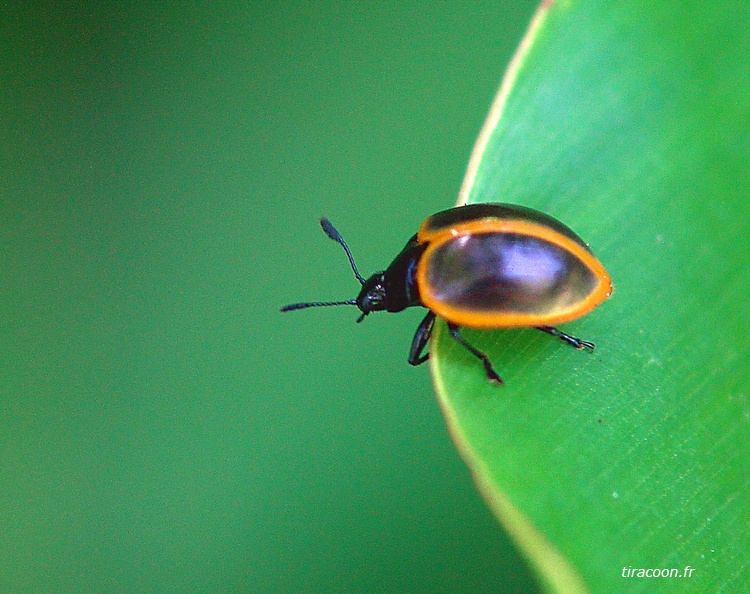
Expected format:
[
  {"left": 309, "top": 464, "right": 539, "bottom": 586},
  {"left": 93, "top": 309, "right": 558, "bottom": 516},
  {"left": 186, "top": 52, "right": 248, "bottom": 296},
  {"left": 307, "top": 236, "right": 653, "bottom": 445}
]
[{"left": 408, "top": 312, "right": 436, "bottom": 366}]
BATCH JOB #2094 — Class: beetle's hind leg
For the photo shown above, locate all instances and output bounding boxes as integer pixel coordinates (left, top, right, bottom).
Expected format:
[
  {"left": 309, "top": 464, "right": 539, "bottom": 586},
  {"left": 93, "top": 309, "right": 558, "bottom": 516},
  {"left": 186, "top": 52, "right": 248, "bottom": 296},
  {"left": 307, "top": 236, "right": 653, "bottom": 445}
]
[
  {"left": 535, "top": 326, "right": 595, "bottom": 351},
  {"left": 447, "top": 323, "right": 503, "bottom": 385},
  {"left": 408, "top": 312, "right": 436, "bottom": 366}
]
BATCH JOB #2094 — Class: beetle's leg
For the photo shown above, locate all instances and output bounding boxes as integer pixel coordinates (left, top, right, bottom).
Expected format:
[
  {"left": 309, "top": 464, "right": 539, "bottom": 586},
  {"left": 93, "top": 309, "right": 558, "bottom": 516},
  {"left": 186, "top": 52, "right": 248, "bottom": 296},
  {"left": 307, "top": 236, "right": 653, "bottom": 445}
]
[
  {"left": 447, "top": 323, "right": 503, "bottom": 385},
  {"left": 408, "top": 312, "right": 436, "bottom": 366},
  {"left": 535, "top": 326, "right": 595, "bottom": 351}
]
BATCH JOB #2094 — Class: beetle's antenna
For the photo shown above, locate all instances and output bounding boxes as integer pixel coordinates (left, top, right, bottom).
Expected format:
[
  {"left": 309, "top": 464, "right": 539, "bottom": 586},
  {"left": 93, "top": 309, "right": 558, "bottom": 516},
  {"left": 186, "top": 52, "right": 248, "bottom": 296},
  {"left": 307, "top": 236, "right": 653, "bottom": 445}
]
[
  {"left": 280, "top": 300, "right": 357, "bottom": 312},
  {"left": 320, "top": 218, "right": 366, "bottom": 285},
  {"left": 280, "top": 219, "right": 366, "bottom": 316}
]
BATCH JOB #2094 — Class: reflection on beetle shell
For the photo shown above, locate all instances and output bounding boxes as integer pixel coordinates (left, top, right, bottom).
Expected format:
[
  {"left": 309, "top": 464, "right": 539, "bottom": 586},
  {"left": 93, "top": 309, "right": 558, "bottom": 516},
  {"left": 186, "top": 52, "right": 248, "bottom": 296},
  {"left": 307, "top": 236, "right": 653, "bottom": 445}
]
[{"left": 425, "top": 232, "right": 598, "bottom": 315}]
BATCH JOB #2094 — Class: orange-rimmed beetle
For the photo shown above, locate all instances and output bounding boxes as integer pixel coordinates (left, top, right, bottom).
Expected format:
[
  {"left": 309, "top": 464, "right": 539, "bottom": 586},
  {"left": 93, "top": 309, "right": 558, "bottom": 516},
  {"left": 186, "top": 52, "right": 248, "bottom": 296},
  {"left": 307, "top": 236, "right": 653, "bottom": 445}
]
[{"left": 281, "top": 203, "right": 613, "bottom": 384}]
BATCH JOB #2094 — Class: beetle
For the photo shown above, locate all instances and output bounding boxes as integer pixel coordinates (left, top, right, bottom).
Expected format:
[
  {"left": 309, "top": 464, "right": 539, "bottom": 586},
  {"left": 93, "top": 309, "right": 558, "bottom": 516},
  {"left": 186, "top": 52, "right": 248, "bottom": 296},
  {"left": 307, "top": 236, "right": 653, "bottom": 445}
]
[{"left": 281, "top": 203, "right": 612, "bottom": 384}]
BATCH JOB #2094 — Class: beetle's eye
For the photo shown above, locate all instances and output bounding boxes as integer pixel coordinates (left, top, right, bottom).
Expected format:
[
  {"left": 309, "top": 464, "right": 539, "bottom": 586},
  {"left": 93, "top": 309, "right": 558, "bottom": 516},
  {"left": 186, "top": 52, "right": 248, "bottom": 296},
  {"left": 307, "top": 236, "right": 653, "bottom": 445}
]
[{"left": 357, "top": 282, "right": 387, "bottom": 313}]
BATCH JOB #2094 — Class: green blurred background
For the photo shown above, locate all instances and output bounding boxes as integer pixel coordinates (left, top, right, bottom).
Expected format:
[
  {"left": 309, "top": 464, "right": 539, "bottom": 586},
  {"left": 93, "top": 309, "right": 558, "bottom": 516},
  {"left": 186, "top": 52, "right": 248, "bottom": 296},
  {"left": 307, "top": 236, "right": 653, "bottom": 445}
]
[{"left": 1, "top": 2, "right": 543, "bottom": 591}]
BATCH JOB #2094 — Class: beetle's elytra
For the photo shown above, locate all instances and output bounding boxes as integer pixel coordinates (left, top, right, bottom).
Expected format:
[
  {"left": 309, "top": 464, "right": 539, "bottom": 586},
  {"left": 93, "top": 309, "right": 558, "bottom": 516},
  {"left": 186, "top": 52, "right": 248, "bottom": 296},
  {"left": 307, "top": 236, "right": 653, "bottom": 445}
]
[{"left": 281, "top": 203, "right": 613, "bottom": 384}]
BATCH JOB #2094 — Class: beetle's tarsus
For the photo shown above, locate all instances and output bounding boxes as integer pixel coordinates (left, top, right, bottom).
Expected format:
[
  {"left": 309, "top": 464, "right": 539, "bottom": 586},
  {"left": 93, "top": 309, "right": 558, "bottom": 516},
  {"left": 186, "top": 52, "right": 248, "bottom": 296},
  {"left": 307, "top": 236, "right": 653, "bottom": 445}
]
[
  {"left": 484, "top": 363, "right": 504, "bottom": 385},
  {"left": 536, "top": 326, "right": 595, "bottom": 351}
]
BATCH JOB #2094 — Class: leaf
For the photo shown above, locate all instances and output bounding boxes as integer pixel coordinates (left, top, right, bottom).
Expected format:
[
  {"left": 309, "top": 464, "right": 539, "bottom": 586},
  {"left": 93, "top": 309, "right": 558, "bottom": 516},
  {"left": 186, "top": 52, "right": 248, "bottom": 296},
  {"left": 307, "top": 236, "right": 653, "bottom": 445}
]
[{"left": 430, "top": 1, "right": 750, "bottom": 592}]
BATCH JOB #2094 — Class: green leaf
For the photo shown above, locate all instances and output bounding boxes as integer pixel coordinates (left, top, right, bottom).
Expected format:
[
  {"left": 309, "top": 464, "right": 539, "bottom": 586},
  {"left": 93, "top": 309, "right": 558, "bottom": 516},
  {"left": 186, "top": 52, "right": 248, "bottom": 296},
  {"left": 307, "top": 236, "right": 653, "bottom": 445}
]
[{"left": 431, "top": 1, "right": 750, "bottom": 592}]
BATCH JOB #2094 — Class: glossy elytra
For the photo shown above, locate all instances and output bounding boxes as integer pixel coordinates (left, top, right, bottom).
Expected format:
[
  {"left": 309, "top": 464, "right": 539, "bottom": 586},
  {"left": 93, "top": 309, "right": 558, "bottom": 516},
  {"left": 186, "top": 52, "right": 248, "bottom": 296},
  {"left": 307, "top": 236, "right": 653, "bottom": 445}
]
[{"left": 281, "top": 203, "right": 613, "bottom": 384}]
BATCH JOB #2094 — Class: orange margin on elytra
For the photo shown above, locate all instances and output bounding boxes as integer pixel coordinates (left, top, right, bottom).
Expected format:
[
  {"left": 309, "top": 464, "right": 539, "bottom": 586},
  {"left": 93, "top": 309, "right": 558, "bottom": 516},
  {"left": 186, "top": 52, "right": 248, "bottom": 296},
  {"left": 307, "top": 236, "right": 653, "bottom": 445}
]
[{"left": 415, "top": 218, "right": 613, "bottom": 329}]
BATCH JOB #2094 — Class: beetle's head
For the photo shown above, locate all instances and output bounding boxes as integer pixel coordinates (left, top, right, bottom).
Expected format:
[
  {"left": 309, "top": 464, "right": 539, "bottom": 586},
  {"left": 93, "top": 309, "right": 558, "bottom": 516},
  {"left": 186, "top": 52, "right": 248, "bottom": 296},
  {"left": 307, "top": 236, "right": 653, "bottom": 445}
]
[
  {"left": 280, "top": 217, "right": 383, "bottom": 323},
  {"left": 354, "top": 272, "right": 387, "bottom": 320}
]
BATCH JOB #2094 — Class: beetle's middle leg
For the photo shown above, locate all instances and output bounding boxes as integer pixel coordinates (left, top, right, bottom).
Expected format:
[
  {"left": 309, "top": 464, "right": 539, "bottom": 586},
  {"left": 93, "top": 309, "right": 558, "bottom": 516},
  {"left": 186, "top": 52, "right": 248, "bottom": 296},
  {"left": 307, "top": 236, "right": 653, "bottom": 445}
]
[{"left": 447, "top": 323, "right": 502, "bottom": 385}]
